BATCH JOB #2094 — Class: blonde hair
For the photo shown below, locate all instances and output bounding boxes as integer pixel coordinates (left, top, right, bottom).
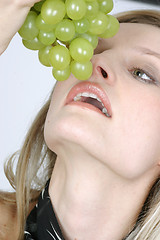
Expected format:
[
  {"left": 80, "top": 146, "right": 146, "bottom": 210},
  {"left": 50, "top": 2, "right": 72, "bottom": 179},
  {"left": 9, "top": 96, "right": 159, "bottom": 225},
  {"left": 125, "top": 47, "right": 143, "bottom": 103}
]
[
  {"left": 116, "top": 9, "right": 160, "bottom": 240},
  {"left": 1, "top": 9, "right": 160, "bottom": 240}
]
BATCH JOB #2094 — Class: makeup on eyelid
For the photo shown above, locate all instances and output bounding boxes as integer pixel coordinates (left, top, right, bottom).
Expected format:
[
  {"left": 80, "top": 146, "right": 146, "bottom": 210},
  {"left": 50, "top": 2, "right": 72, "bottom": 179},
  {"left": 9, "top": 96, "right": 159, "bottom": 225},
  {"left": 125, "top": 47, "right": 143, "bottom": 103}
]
[
  {"left": 126, "top": 55, "right": 160, "bottom": 85},
  {"left": 129, "top": 67, "right": 156, "bottom": 84}
]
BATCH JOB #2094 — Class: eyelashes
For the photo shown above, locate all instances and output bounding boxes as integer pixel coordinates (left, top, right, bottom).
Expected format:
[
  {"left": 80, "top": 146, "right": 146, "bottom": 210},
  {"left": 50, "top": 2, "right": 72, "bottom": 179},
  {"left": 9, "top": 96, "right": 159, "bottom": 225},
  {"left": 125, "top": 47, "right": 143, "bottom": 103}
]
[{"left": 129, "top": 67, "right": 159, "bottom": 86}]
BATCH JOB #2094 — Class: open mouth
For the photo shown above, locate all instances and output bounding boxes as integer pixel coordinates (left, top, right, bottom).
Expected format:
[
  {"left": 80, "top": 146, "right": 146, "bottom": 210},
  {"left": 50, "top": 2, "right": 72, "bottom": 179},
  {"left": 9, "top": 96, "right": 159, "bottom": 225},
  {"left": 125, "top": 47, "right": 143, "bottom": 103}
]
[
  {"left": 73, "top": 92, "right": 111, "bottom": 117},
  {"left": 65, "top": 81, "right": 112, "bottom": 118}
]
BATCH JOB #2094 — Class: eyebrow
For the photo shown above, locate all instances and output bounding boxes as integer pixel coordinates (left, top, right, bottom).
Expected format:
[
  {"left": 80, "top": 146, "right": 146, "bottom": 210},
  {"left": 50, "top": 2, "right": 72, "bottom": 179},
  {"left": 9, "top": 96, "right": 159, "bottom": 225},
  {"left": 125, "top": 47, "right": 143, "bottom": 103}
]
[{"left": 134, "top": 46, "right": 160, "bottom": 60}]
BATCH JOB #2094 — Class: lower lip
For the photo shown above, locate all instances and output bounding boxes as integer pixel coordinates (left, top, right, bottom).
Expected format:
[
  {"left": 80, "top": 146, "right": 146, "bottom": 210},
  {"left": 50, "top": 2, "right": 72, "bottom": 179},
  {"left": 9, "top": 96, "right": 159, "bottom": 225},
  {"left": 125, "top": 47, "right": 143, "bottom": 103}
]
[{"left": 66, "top": 101, "right": 105, "bottom": 117}]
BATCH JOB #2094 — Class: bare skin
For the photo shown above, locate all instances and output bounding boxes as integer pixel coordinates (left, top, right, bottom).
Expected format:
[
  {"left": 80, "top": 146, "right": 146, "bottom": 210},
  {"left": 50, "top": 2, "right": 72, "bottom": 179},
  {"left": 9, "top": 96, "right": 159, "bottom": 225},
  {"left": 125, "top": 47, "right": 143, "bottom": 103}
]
[
  {"left": 1, "top": 1, "right": 160, "bottom": 240},
  {"left": 0, "top": 2, "right": 41, "bottom": 238},
  {"left": 0, "top": 195, "right": 37, "bottom": 240},
  {"left": 0, "top": 196, "right": 18, "bottom": 240},
  {"left": 44, "top": 23, "right": 160, "bottom": 240},
  {"left": 0, "top": 0, "right": 41, "bottom": 55}
]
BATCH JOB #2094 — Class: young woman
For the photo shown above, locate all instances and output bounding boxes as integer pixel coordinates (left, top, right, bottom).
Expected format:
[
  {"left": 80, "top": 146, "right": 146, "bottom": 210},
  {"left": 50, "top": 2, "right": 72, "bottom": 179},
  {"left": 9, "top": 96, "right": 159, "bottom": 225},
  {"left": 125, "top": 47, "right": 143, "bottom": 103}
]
[{"left": 0, "top": 1, "right": 160, "bottom": 240}]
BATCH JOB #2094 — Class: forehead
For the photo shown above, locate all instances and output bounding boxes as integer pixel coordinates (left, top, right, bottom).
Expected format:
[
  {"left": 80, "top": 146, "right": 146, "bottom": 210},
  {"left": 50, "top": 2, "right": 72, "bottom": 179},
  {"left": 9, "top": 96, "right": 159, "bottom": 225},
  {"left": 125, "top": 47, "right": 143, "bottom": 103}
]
[{"left": 96, "top": 23, "right": 160, "bottom": 54}]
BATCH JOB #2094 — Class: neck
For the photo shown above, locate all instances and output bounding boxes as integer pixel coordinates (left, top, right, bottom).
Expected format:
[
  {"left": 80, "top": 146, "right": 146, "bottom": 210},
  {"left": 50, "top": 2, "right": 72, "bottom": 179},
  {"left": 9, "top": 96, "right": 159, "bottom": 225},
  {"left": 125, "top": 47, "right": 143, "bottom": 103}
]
[{"left": 49, "top": 147, "right": 156, "bottom": 240}]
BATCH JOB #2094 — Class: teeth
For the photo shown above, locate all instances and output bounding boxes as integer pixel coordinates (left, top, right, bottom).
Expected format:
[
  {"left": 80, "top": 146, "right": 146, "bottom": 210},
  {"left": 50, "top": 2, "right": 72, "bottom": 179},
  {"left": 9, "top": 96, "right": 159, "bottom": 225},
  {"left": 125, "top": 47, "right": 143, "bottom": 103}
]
[
  {"left": 88, "top": 93, "right": 97, "bottom": 99},
  {"left": 74, "top": 95, "right": 82, "bottom": 101},
  {"left": 74, "top": 92, "right": 104, "bottom": 106},
  {"left": 78, "top": 92, "right": 103, "bottom": 104},
  {"left": 73, "top": 92, "right": 111, "bottom": 117},
  {"left": 97, "top": 97, "right": 103, "bottom": 103},
  {"left": 81, "top": 92, "right": 89, "bottom": 97},
  {"left": 102, "top": 107, "right": 111, "bottom": 117}
]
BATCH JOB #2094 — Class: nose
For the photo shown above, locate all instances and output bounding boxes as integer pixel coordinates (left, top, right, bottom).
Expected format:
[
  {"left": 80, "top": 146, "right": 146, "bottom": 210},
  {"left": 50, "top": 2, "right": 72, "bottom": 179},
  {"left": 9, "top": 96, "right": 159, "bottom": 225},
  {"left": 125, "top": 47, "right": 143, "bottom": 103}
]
[{"left": 91, "top": 53, "right": 116, "bottom": 86}]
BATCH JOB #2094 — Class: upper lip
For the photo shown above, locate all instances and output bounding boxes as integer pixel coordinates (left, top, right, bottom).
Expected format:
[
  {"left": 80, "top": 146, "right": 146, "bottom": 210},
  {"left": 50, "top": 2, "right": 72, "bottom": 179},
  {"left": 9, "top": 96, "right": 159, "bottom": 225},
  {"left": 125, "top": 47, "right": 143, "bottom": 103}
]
[{"left": 65, "top": 81, "right": 112, "bottom": 117}]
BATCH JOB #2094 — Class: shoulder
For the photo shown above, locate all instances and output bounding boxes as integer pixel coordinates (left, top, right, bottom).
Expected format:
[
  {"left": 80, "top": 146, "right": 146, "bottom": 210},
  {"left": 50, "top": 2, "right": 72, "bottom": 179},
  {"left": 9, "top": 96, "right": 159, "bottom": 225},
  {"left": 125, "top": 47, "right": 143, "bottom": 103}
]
[
  {"left": 0, "top": 191, "right": 38, "bottom": 240},
  {"left": 0, "top": 192, "right": 18, "bottom": 240}
]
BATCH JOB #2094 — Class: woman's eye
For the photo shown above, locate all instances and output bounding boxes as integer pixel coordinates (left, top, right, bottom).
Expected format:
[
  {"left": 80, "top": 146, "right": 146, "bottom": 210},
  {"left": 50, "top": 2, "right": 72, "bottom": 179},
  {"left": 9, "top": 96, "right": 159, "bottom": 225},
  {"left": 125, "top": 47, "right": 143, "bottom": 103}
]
[
  {"left": 131, "top": 68, "right": 154, "bottom": 84},
  {"left": 129, "top": 67, "right": 160, "bottom": 86}
]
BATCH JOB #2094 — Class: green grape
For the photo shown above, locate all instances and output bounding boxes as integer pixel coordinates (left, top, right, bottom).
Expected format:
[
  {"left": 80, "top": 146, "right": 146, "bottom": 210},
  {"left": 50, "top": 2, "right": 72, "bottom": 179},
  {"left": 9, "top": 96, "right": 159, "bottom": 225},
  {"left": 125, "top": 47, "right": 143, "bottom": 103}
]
[
  {"left": 41, "top": 0, "right": 66, "bottom": 24},
  {"left": 71, "top": 61, "right": 93, "bottom": 80},
  {"left": 85, "top": 0, "right": 99, "bottom": 19},
  {"left": 80, "top": 33, "right": 98, "bottom": 49},
  {"left": 69, "top": 37, "right": 93, "bottom": 63},
  {"left": 88, "top": 11, "right": 108, "bottom": 35},
  {"left": 55, "top": 19, "right": 75, "bottom": 42},
  {"left": 49, "top": 45, "right": 71, "bottom": 70},
  {"left": 36, "top": 14, "right": 57, "bottom": 31},
  {"left": 98, "top": 15, "right": 119, "bottom": 38},
  {"left": 22, "top": 37, "right": 45, "bottom": 50},
  {"left": 60, "top": 32, "right": 79, "bottom": 47},
  {"left": 34, "top": 0, "right": 46, "bottom": 12},
  {"left": 52, "top": 66, "right": 71, "bottom": 81},
  {"left": 38, "top": 30, "right": 56, "bottom": 45},
  {"left": 19, "top": 0, "right": 119, "bottom": 82},
  {"left": 73, "top": 18, "right": 90, "bottom": 34},
  {"left": 65, "top": 0, "right": 87, "bottom": 20},
  {"left": 19, "top": 11, "right": 39, "bottom": 40},
  {"left": 38, "top": 45, "right": 52, "bottom": 66},
  {"left": 98, "top": 0, "right": 113, "bottom": 14}
]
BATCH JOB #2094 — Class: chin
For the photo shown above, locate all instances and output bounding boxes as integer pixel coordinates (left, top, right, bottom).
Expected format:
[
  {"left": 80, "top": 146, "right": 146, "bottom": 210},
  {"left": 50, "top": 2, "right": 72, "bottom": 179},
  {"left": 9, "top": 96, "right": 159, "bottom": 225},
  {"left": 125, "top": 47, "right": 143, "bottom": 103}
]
[
  {"left": 44, "top": 105, "right": 157, "bottom": 181},
  {"left": 44, "top": 108, "right": 94, "bottom": 154}
]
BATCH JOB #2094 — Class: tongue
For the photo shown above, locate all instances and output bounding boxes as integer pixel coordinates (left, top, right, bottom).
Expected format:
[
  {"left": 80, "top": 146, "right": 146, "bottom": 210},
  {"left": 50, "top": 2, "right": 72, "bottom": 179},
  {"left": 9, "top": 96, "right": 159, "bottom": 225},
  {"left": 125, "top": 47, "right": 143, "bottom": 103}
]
[{"left": 82, "top": 97, "right": 103, "bottom": 111}]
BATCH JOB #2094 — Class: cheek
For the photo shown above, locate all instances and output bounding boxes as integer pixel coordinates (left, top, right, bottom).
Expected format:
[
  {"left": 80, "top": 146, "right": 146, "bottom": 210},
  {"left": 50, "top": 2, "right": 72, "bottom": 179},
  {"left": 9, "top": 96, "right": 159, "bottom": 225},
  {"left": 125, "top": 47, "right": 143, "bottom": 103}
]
[
  {"left": 109, "top": 98, "right": 160, "bottom": 179},
  {"left": 44, "top": 82, "right": 160, "bottom": 180}
]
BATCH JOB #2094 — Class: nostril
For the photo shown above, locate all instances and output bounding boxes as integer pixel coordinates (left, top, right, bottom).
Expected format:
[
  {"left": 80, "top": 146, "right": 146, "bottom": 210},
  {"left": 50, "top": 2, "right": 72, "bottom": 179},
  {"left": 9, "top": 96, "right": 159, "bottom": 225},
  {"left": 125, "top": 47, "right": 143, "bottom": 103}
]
[{"left": 100, "top": 67, "right": 108, "bottom": 78}]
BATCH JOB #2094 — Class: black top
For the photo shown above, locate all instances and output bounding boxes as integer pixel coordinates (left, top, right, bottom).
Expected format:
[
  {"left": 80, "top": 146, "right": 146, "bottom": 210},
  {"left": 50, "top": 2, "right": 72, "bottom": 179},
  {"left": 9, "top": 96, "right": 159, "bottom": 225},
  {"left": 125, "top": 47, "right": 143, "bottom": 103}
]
[
  {"left": 24, "top": 180, "right": 134, "bottom": 240},
  {"left": 25, "top": 180, "right": 65, "bottom": 240}
]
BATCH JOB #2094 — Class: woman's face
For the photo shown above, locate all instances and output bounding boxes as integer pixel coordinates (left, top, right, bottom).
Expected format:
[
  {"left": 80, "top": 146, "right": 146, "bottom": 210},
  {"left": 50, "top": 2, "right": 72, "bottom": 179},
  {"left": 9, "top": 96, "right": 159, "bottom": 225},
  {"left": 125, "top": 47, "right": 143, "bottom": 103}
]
[{"left": 44, "top": 22, "right": 160, "bottom": 180}]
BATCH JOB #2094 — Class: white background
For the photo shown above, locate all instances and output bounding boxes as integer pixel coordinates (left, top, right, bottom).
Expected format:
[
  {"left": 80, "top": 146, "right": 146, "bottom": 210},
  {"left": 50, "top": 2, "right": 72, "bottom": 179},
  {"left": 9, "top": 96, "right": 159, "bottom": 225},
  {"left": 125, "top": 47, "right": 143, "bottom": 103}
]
[{"left": 0, "top": 0, "right": 160, "bottom": 191}]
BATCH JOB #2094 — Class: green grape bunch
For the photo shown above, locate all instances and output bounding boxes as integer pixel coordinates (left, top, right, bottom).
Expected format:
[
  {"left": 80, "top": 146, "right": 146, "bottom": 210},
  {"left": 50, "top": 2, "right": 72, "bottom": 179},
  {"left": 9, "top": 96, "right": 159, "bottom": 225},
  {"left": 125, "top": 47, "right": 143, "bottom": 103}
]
[{"left": 18, "top": 0, "right": 119, "bottom": 81}]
